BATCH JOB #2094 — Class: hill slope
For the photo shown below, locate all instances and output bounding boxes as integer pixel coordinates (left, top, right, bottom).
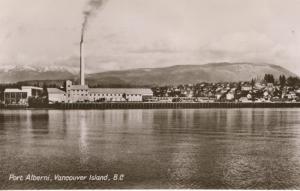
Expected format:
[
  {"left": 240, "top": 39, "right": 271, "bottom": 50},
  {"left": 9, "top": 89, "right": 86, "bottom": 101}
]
[
  {"left": 87, "top": 63, "right": 297, "bottom": 86},
  {"left": 0, "top": 63, "right": 297, "bottom": 86}
]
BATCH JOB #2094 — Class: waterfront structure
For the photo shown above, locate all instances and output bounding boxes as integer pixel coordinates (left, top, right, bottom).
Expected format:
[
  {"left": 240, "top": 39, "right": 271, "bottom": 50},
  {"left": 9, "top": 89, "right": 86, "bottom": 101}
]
[
  {"left": 4, "top": 89, "right": 27, "bottom": 105},
  {"left": 4, "top": 86, "right": 43, "bottom": 105},
  {"left": 47, "top": 80, "right": 153, "bottom": 103},
  {"left": 21, "top": 86, "right": 43, "bottom": 97},
  {"left": 65, "top": 80, "right": 89, "bottom": 102},
  {"left": 88, "top": 88, "right": 153, "bottom": 102},
  {"left": 47, "top": 88, "right": 67, "bottom": 104}
]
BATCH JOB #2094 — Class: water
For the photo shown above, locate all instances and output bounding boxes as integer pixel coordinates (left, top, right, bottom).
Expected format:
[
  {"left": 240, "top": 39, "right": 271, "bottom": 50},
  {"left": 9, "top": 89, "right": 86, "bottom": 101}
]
[{"left": 1, "top": 108, "right": 300, "bottom": 189}]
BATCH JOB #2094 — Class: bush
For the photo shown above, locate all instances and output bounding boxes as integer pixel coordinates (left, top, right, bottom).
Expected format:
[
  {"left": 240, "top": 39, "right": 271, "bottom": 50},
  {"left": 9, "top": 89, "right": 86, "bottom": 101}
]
[{"left": 28, "top": 96, "right": 48, "bottom": 108}]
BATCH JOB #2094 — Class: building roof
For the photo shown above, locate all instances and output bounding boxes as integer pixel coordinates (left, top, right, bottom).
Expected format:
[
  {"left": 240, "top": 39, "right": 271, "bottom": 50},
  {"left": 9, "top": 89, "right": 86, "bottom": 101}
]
[
  {"left": 89, "top": 88, "right": 153, "bottom": 95},
  {"left": 21, "top": 86, "right": 43, "bottom": 90},
  {"left": 47, "top": 88, "right": 66, "bottom": 94},
  {"left": 69, "top": 85, "right": 89, "bottom": 90},
  {"left": 4, "top": 88, "right": 26, "bottom": 93}
]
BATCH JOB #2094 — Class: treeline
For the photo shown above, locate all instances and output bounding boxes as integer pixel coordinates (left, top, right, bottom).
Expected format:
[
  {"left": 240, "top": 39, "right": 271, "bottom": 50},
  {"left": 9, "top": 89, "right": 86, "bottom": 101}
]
[{"left": 263, "top": 74, "right": 300, "bottom": 87}]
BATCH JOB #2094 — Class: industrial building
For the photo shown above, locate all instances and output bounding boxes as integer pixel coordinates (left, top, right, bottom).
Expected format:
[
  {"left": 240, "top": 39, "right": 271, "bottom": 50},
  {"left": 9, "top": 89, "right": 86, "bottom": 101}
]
[
  {"left": 47, "top": 36, "right": 153, "bottom": 103},
  {"left": 4, "top": 86, "right": 43, "bottom": 105},
  {"left": 47, "top": 88, "right": 67, "bottom": 103},
  {"left": 47, "top": 80, "right": 153, "bottom": 103}
]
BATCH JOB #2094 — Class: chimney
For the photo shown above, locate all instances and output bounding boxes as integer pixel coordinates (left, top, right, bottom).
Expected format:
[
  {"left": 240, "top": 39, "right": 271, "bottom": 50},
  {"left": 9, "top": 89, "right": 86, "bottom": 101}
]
[{"left": 80, "top": 38, "right": 85, "bottom": 85}]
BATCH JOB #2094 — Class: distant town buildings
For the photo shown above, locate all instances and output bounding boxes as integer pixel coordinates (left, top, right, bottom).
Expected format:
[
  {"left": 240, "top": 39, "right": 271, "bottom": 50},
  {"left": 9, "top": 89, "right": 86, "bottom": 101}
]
[
  {"left": 152, "top": 81, "right": 300, "bottom": 103},
  {"left": 1, "top": 75, "right": 300, "bottom": 106}
]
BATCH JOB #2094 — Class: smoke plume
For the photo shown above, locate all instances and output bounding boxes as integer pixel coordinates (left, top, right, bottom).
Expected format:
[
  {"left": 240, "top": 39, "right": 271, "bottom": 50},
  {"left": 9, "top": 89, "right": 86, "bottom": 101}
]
[{"left": 81, "top": 0, "right": 107, "bottom": 43}]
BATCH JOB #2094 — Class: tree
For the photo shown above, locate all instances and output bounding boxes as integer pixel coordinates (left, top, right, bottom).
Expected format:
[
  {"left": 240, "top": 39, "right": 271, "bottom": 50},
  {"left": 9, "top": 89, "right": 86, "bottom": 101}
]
[
  {"left": 42, "top": 84, "right": 48, "bottom": 97},
  {"left": 251, "top": 79, "right": 255, "bottom": 89},
  {"left": 236, "top": 82, "right": 242, "bottom": 91},
  {"left": 264, "top": 74, "right": 275, "bottom": 84},
  {"left": 287, "top": 76, "right": 300, "bottom": 87},
  {"left": 279, "top": 75, "right": 286, "bottom": 88},
  {"left": 122, "top": 93, "right": 128, "bottom": 101},
  {"left": 28, "top": 96, "right": 48, "bottom": 108},
  {"left": 250, "top": 78, "right": 256, "bottom": 102}
]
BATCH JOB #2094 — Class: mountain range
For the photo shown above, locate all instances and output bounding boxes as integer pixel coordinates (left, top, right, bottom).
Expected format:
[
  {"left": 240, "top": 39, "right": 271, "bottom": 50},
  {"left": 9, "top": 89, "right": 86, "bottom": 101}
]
[
  {"left": 0, "top": 65, "right": 74, "bottom": 84},
  {"left": 0, "top": 63, "right": 297, "bottom": 86}
]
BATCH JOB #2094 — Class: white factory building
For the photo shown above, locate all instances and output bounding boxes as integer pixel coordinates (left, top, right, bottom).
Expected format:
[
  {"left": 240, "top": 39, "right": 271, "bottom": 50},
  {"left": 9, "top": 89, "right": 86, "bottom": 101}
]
[
  {"left": 4, "top": 86, "right": 43, "bottom": 105},
  {"left": 47, "top": 80, "right": 153, "bottom": 103},
  {"left": 47, "top": 88, "right": 68, "bottom": 103}
]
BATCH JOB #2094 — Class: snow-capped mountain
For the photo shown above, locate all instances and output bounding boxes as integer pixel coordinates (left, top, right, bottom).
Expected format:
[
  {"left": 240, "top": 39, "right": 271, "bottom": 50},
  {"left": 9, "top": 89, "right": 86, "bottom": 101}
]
[
  {"left": 0, "top": 62, "right": 297, "bottom": 85},
  {"left": 0, "top": 65, "right": 77, "bottom": 83}
]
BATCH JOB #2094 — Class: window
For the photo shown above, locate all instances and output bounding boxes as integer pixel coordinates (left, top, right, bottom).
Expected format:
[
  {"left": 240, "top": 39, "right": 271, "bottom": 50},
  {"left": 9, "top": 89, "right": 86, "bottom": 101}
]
[{"left": 22, "top": 92, "right": 27, "bottom": 99}]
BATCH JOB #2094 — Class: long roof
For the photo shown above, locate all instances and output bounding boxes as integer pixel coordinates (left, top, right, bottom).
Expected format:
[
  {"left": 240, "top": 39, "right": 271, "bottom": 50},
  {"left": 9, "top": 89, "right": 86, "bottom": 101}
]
[
  {"left": 70, "top": 85, "right": 89, "bottom": 90},
  {"left": 47, "top": 88, "right": 66, "bottom": 94},
  {"left": 89, "top": 88, "right": 153, "bottom": 95},
  {"left": 4, "top": 88, "right": 26, "bottom": 93},
  {"left": 21, "top": 86, "right": 43, "bottom": 90}
]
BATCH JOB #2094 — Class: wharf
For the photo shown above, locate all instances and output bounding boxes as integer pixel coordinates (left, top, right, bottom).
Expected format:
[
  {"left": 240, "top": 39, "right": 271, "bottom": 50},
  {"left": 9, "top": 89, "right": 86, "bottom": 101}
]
[{"left": 50, "top": 102, "right": 300, "bottom": 110}]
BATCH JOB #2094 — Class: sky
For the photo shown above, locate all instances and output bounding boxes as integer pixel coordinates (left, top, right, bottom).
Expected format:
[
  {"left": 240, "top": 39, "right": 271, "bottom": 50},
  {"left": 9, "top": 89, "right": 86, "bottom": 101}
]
[{"left": 0, "top": 0, "right": 300, "bottom": 74}]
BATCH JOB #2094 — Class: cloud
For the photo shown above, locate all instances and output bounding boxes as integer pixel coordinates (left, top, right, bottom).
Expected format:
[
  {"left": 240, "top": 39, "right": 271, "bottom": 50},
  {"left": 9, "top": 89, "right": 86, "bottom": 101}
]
[{"left": 0, "top": 0, "right": 300, "bottom": 75}]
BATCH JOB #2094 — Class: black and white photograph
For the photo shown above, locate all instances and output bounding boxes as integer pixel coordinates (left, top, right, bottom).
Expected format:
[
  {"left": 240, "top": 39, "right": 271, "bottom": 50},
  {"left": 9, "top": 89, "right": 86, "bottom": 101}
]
[{"left": 1, "top": 0, "right": 300, "bottom": 189}]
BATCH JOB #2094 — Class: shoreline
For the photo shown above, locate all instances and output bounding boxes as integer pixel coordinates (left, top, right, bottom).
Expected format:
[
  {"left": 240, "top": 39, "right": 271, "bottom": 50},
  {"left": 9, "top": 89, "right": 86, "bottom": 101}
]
[{"left": 1, "top": 102, "right": 300, "bottom": 110}]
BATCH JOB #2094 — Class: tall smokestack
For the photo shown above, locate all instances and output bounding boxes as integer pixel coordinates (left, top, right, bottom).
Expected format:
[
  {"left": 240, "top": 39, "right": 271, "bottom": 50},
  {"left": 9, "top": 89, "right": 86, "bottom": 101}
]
[
  {"left": 80, "top": 32, "right": 85, "bottom": 85},
  {"left": 79, "top": 0, "right": 107, "bottom": 86}
]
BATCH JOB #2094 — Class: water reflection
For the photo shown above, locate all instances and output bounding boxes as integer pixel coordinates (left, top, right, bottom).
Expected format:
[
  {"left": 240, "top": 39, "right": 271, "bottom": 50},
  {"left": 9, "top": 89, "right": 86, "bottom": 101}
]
[
  {"left": 1, "top": 109, "right": 300, "bottom": 189},
  {"left": 30, "top": 110, "right": 49, "bottom": 135},
  {"left": 79, "top": 111, "right": 89, "bottom": 166}
]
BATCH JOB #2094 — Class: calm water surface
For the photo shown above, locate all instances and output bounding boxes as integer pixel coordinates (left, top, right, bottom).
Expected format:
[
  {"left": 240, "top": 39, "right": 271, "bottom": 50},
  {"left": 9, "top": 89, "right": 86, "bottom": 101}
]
[{"left": 1, "top": 109, "right": 300, "bottom": 189}]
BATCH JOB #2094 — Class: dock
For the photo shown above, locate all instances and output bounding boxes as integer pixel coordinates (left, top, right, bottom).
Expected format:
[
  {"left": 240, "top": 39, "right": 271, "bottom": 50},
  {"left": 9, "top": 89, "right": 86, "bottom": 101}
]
[{"left": 49, "top": 102, "right": 300, "bottom": 110}]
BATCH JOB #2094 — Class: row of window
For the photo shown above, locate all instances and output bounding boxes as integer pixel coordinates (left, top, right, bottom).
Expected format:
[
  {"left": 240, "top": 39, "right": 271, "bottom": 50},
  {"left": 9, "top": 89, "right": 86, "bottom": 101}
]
[
  {"left": 67, "top": 93, "right": 142, "bottom": 97},
  {"left": 71, "top": 90, "right": 88, "bottom": 92},
  {"left": 68, "top": 94, "right": 88, "bottom": 97},
  {"left": 89, "top": 94, "right": 116, "bottom": 96},
  {"left": 89, "top": 94, "right": 141, "bottom": 96},
  {"left": 63, "top": 93, "right": 143, "bottom": 97},
  {"left": 4, "top": 92, "right": 27, "bottom": 99}
]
